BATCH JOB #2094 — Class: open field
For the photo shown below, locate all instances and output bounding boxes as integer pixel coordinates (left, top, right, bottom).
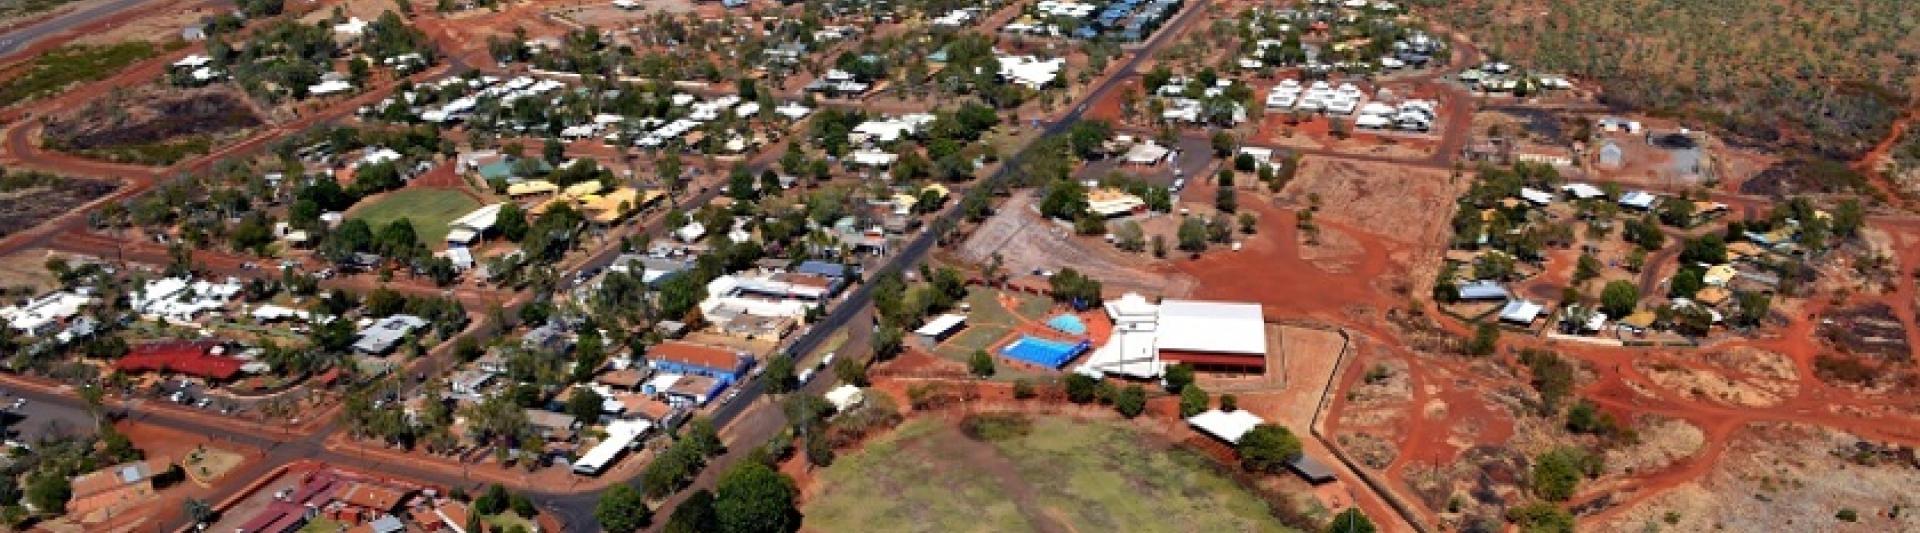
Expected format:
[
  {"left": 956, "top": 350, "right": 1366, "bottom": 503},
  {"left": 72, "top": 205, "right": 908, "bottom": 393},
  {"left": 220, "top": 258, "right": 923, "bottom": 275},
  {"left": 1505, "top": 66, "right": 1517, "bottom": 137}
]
[
  {"left": 0, "top": 41, "right": 157, "bottom": 107},
  {"left": 0, "top": 248, "right": 61, "bottom": 293},
  {"left": 802, "top": 416, "right": 1295, "bottom": 533},
  {"left": 345, "top": 187, "right": 481, "bottom": 246}
]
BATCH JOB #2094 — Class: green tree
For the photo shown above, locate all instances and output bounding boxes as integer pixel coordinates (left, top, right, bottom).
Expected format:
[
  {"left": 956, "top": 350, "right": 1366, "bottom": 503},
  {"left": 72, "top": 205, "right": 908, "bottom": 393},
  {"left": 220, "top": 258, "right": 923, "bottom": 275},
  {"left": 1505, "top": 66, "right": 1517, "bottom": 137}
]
[
  {"left": 594, "top": 484, "right": 652, "bottom": 533},
  {"left": 1325, "top": 508, "right": 1376, "bottom": 533},
  {"left": 873, "top": 325, "right": 903, "bottom": 361},
  {"left": 832, "top": 356, "right": 868, "bottom": 387},
  {"left": 1530, "top": 447, "right": 1599, "bottom": 501},
  {"left": 1215, "top": 187, "right": 1237, "bottom": 212},
  {"left": 1066, "top": 120, "right": 1114, "bottom": 159},
  {"left": 760, "top": 354, "right": 796, "bottom": 395},
  {"left": 1238, "top": 424, "right": 1302, "bottom": 474},
  {"left": 1114, "top": 384, "right": 1147, "bottom": 418},
  {"left": 1734, "top": 290, "right": 1771, "bottom": 327},
  {"left": 1468, "top": 322, "right": 1500, "bottom": 356},
  {"left": 664, "top": 489, "right": 718, "bottom": 533},
  {"left": 1669, "top": 266, "right": 1705, "bottom": 298},
  {"left": 1039, "top": 178, "right": 1089, "bottom": 220},
  {"left": 1178, "top": 385, "right": 1210, "bottom": 417},
  {"left": 1178, "top": 216, "right": 1209, "bottom": 251},
  {"left": 497, "top": 202, "right": 529, "bottom": 242},
  {"left": 1164, "top": 363, "right": 1194, "bottom": 392},
  {"left": 714, "top": 461, "right": 800, "bottom": 533},
  {"left": 1211, "top": 131, "right": 1237, "bottom": 157},
  {"left": 565, "top": 387, "right": 604, "bottom": 423},
  {"left": 25, "top": 470, "right": 70, "bottom": 515},
  {"left": 1572, "top": 254, "right": 1602, "bottom": 285},
  {"left": 1064, "top": 373, "right": 1099, "bottom": 403},
  {"left": 1600, "top": 280, "right": 1638, "bottom": 318},
  {"left": 968, "top": 349, "right": 996, "bottom": 378},
  {"left": 1832, "top": 198, "right": 1864, "bottom": 238}
]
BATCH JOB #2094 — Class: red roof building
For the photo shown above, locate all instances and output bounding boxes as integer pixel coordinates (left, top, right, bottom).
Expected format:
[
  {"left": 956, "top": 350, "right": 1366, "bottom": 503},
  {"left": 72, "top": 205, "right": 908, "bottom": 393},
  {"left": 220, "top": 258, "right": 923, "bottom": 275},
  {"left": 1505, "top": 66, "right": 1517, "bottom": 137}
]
[{"left": 116, "top": 340, "right": 244, "bottom": 380}]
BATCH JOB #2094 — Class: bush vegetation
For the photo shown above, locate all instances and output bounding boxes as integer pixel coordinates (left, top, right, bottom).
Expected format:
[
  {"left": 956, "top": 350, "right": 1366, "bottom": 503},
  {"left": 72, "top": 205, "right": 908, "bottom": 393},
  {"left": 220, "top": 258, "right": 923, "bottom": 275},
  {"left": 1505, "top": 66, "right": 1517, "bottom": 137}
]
[
  {"left": 0, "top": 42, "right": 158, "bottom": 107},
  {"left": 1419, "top": 0, "right": 1918, "bottom": 159}
]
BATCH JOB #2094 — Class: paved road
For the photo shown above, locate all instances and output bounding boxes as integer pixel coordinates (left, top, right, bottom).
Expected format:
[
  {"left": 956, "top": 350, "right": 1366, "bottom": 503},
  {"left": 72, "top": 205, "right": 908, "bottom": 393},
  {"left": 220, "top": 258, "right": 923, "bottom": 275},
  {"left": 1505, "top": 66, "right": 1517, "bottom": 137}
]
[{"left": 0, "top": 0, "right": 158, "bottom": 57}]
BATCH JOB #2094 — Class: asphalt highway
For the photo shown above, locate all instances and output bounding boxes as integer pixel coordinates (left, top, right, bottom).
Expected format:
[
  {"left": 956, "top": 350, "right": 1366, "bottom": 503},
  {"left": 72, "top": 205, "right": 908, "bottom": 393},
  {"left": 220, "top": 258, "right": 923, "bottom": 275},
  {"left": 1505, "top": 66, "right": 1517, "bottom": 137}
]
[{"left": 0, "top": 0, "right": 151, "bottom": 56}]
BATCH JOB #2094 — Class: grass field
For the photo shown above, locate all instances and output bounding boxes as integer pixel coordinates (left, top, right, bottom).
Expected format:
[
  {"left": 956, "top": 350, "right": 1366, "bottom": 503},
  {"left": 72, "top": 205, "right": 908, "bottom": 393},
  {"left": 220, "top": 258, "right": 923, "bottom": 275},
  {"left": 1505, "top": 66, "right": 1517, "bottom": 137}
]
[
  {"left": 346, "top": 188, "right": 480, "bottom": 246},
  {"left": 803, "top": 416, "right": 1294, "bottom": 533},
  {"left": 933, "top": 324, "right": 1012, "bottom": 362},
  {"left": 0, "top": 42, "right": 158, "bottom": 107}
]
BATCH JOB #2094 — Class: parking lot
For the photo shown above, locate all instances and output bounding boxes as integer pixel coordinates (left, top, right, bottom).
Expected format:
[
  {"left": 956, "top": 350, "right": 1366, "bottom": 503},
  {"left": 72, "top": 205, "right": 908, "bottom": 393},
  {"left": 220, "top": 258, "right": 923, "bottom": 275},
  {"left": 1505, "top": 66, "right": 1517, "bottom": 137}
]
[{"left": 0, "top": 389, "right": 98, "bottom": 443}]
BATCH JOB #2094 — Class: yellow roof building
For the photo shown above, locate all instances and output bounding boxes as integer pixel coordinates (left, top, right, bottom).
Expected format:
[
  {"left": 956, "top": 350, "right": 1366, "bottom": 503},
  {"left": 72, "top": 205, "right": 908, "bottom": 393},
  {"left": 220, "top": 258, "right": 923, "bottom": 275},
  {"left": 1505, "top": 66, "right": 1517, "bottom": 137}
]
[{"left": 507, "top": 180, "right": 558, "bottom": 197}]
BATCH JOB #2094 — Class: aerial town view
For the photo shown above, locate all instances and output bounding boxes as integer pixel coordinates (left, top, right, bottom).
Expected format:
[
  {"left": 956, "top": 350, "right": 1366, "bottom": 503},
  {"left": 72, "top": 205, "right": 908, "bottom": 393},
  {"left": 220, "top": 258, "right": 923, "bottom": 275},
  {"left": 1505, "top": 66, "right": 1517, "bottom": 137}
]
[{"left": 0, "top": 0, "right": 1916, "bottom": 530}]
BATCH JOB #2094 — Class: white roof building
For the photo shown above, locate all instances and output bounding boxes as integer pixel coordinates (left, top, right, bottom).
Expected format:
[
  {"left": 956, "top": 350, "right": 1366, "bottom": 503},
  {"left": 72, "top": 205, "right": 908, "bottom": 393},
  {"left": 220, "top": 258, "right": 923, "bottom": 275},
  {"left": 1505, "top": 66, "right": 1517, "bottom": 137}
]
[
  {"left": 825, "top": 385, "right": 865, "bottom": 412},
  {"left": 849, "top": 149, "right": 900, "bottom": 167},
  {"left": 173, "top": 54, "right": 212, "bottom": 68},
  {"left": 1077, "top": 294, "right": 1266, "bottom": 378},
  {"left": 572, "top": 419, "right": 652, "bottom": 475},
  {"left": 774, "top": 102, "right": 812, "bottom": 120},
  {"left": 1519, "top": 187, "right": 1554, "bottom": 206},
  {"left": 1499, "top": 300, "right": 1544, "bottom": 324},
  {"left": 1, "top": 291, "right": 92, "bottom": 336},
  {"left": 1561, "top": 183, "right": 1605, "bottom": 200},
  {"left": 1155, "top": 300, "right": 1266, "bottom": 356},
  {"left": 309, "top": 79, "right": 354, "bottom": 96},
  {"left": 446, "top": 203, "right": 504, "bottom": 246},
  {"left": 1187, "top": 409, "right": 1265, "bottom": 444},
  {"left": 1123, "top": 141, "right": 1171, "bottom": 165},
  {"left": 997, "top": 55, "right": 1065, "bottom": 89},
  {"left": 132, "top": 277, "right": 242, "bottom": 323},
  {"left": 675, "top": 222, "right": 707, "bottom": 242},
  {"left": 333, "top": 17, "right": 369, "bottom": 36},
  {"left": 914, "top": 314, "right": 968, "bottom": 338},
  {"left": 1619, "top": 191, "right": 1658, "bottom": 210}
]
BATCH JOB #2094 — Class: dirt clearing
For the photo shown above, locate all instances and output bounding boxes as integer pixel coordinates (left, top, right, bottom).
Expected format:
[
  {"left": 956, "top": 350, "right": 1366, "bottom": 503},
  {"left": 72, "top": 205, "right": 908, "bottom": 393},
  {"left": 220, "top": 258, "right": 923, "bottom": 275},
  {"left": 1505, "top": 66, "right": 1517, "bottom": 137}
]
[
  {"left": 44, "top": 85, "right": 265, "bottom": 166},
  {"left": 1599, "top": 423, "right": 1920, "bottom": 532},
  {"left": 956, "top": 189, "right": 1196, "bottom": 297}
]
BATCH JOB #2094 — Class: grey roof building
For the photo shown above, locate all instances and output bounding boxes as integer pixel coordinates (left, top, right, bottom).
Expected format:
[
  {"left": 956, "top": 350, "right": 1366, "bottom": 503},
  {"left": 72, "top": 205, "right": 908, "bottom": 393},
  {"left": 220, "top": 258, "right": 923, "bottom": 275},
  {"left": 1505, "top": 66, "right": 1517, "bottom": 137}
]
[{"left": 352, "top": 315, "right": 428, "bottom": 355}]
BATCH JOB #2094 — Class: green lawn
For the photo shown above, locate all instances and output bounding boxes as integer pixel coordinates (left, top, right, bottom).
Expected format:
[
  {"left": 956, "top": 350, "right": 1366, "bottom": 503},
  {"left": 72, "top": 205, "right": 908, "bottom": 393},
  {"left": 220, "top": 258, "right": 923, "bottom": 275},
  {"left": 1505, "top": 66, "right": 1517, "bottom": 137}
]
[
  {"left": 346, "top": 188, "right": 481, "bottom": 246},
  {"left": 933, "top": 324, "right": 1010, "bottom": 362},
  {"left": 482, "top": 512, "right": 537, "bottom": 532},
  {"left": 803, "top": 417, "right": 1295, "bottom": 533},
  {"left": 0, "top": 42, "right": 157, "bottom": 107},
  {"left": 297, "top": 518, "right": 344, "bottom": 533}
]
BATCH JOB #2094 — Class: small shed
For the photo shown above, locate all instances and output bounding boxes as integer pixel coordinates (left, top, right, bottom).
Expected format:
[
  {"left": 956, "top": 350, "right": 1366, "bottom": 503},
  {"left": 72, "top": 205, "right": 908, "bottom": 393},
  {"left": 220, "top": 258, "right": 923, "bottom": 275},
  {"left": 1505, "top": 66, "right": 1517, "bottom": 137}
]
[{"left": 915, "top": 314, "right": 968, "bottom": 342}]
